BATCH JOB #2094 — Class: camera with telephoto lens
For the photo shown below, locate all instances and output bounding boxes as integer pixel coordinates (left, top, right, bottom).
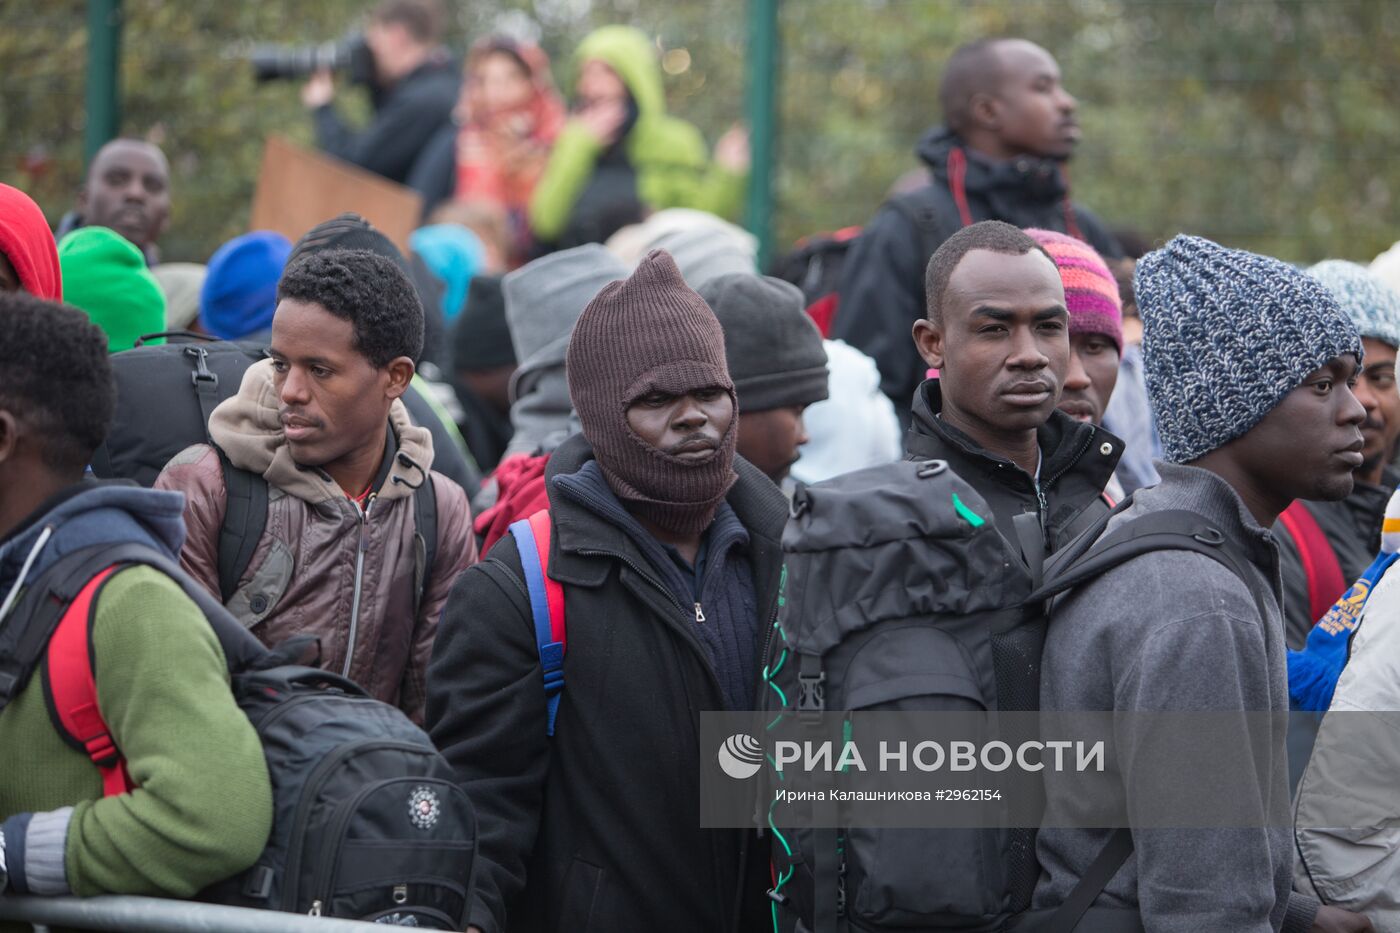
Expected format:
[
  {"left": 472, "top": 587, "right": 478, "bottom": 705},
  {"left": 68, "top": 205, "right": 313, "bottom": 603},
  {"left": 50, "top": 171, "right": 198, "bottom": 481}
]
[{"left": 247, "top": 33, "right": 375, "bottom": 85}]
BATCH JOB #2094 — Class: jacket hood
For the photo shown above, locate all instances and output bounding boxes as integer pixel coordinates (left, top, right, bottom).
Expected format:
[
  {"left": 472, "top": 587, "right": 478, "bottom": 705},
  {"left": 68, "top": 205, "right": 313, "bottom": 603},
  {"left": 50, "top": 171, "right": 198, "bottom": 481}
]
[
  {"left": 0, "top": 481, "right": 187, "bottom": 605},
  {"left": 209, "top": 358, "right": 434, "bottom": 505},
  {"left": 574, "top": 26, "right": 667, "bottom": 119},
  {"left": 915, "top": 125, "right": 1070, "bottom": 206},
  {"left": 0, "top": 183, "right": 62, "bottom": 301}
]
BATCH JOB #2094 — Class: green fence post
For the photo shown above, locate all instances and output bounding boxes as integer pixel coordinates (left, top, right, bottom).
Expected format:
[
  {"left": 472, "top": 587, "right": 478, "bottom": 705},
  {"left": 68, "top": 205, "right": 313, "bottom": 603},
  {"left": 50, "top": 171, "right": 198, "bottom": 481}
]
[
  {"left": 84, "top": 0, "right": 123, "bottom": 170},
  {"left": 745, "top": 0, "right": 779, "bottom": 270}
]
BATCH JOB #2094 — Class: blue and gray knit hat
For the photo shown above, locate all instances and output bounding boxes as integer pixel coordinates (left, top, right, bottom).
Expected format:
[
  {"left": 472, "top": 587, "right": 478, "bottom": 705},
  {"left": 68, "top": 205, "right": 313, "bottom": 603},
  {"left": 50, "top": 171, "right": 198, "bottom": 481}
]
[
  {"left": 1137, "top": 235, "right": 1362, "bottom": 463},
  {"left": 1307, "top": 260, "right": 1400, "bottom": 351}
]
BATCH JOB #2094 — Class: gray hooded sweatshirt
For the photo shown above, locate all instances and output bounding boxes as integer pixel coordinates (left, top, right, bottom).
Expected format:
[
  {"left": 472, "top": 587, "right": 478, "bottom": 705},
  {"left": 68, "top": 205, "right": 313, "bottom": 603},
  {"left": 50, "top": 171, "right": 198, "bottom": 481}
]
[{"left": 1033, "top": 462, "right": 1319, "bottom": 933}]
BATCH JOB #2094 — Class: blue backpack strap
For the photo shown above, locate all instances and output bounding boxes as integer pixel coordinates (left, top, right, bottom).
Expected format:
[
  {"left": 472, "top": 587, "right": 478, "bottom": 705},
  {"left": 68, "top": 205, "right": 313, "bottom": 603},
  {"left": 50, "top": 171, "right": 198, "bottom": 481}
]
[{"left": 508, "top": 512, "right": 565, "bottom": 736}]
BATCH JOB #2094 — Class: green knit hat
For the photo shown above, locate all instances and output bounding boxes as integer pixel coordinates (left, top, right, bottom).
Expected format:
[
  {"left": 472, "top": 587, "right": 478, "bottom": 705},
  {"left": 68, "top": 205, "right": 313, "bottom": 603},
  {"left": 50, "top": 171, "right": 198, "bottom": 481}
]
[{"left": 58, "top": 226, "right": 166, "bottom": 351}]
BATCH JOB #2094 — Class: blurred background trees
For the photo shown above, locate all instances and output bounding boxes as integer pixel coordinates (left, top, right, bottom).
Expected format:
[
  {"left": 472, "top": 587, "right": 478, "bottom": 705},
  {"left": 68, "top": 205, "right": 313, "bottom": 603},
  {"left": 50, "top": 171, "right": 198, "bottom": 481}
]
[{"left": 5, "top": 0, "right": 1399, "bottom": 264}]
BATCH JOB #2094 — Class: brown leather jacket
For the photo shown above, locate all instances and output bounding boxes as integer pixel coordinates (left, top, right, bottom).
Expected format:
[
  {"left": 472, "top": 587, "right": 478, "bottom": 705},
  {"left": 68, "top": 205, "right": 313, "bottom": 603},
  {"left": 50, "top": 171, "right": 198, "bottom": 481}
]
[{"left": 156, "top": 360, "right": 478, "bottom": 720}]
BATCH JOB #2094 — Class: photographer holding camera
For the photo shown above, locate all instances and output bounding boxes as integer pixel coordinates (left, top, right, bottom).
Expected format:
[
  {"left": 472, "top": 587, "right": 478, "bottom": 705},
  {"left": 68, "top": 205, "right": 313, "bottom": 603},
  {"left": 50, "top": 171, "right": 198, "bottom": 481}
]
[{"left": 301, "top": 0, "right": 458, "bottom": 185}]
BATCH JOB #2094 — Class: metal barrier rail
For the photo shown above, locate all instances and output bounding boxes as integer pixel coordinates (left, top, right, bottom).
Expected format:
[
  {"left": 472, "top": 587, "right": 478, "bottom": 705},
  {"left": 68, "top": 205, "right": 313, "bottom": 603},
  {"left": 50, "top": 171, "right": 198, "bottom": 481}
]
[{"left": 0, "top": 895, "right": 392, "bottom": 932}]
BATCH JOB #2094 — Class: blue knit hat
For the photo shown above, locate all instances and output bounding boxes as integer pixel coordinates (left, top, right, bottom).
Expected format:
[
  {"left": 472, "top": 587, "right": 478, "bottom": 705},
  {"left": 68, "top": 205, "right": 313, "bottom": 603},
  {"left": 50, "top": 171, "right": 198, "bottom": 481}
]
[
  {"left": 1307, "top": 260, "right": 1400, "bottom": 351},
  {"left": 200, "top": 230, "right": 292, "bottom": 340},
  {"left": 1137, "top": 235, "right": 1362, "bottom": 463},
  {"left": 410, "top": 223, "right": 485, "bottom": 324}
]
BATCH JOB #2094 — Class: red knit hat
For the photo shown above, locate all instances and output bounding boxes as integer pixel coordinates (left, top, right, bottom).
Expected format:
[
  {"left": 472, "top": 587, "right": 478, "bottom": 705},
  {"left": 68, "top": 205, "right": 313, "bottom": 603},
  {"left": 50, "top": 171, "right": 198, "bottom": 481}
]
[
  {"left": 0, "top": 184, "right": 62, "bottom": 301},
  {"left": 1025, "top": 228, "right": 1122, "bottom": 352},
  {"left": 566, "top": 249, "right": 738, "bottom": 535}
]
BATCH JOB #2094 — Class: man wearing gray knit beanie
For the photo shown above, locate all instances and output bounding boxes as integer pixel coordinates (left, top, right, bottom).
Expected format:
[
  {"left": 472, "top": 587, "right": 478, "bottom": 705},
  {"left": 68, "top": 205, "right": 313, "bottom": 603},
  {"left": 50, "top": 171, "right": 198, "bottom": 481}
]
[
  {"left": 698, "top": 273, "right": 829, "bottom": 483},
  {"left": 1035, "top": 235, "right": 1371, "bottom": 932},
  {"left": 426, "top": 249, "right": 788, "bottom": 933}
]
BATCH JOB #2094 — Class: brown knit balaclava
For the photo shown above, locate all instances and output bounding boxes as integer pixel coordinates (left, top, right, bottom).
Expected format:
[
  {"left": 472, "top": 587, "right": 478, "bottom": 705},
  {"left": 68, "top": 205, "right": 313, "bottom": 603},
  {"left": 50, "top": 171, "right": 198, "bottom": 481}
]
[{"left": 566, "top": 249, "right": 738, "bottom": 536}]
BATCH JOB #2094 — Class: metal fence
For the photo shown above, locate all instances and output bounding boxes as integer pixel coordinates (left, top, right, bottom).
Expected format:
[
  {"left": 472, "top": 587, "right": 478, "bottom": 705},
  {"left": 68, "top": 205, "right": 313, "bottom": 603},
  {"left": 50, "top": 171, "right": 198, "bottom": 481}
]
[{"left": 0, "top": 895, "right": 404, "bottom": 932}]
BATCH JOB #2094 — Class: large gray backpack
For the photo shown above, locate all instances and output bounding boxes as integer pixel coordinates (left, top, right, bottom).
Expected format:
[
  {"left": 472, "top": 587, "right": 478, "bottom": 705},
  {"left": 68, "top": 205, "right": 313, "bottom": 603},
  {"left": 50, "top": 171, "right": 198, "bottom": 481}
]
[{"left": 763, "top": 458, "right": 1266, "bottom": 933}]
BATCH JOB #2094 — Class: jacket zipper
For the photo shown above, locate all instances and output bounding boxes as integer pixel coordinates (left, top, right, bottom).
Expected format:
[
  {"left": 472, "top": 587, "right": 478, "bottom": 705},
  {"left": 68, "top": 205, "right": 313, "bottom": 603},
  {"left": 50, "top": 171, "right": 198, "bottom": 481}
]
[
  {"left": 575, "top": 547, "right": 726, "bottom": 704},
  {"left": 1038, "top": 429, "right": 1098, "bottom": 537},
  {"left": 343, "top": 495, "right": 375, "bottom": 678},
  {"left": 1040, "top": 429, "right": 1096, "bottom": 498}
]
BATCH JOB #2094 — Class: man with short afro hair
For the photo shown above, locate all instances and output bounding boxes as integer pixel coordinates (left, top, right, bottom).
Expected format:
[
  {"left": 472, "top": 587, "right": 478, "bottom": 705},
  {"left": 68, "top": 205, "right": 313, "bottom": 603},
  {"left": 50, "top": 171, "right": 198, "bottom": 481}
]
[
  {"left": 157, "top": 248, "right": 477, "bottom": 721},
  {"left": 277, "top": 247, "right": 425, "bottom": 367}
]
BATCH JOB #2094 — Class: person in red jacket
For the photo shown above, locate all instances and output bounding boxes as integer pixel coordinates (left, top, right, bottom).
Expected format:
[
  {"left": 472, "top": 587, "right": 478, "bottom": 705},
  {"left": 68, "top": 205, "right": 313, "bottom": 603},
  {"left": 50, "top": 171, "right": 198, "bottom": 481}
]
[{"left": 0, "top": 183, "right": 62, "bottom": 300}]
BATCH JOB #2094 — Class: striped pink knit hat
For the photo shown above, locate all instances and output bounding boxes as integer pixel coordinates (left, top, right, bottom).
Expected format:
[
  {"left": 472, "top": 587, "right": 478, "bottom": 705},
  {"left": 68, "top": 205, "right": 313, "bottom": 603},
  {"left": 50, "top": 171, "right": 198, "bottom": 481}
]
[{"left": 1025, "top": 228, "right": 1123, "bottom": 352}]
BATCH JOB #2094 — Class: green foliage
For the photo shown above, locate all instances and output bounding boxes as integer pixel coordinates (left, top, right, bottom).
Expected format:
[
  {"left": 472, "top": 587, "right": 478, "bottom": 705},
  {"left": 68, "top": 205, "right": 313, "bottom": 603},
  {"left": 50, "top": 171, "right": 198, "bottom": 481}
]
[{"left": 4, "top": 0, "right": 1398, "bottom": 264}]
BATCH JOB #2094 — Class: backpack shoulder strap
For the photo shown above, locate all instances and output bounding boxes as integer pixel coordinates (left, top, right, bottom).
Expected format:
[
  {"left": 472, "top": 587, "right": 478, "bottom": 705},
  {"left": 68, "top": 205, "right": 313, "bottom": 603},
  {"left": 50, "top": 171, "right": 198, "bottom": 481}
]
[
  {"left": 1044, "top": 827, "right": 1134, "bottom": 931},
  {"left": 43, "top": 564, "right": 136, "bottom": 797},
  {"left": 1277, "top": 501, "right": 1346, "bottom": 625},
  {"left": 508, "top": 508, "right": 566, "bottom": 736},
  {"left": 215, "top": 446, "right": 268, "bottom": 604},
  {"left": 0, "top": 545, "right": 144, "bottom": 716},
  {"left": 412, "top": 474, "right": 439, "bottom": 616},
  {"left": 185, "top": 344, "right": 223, "bottom": 435},
  {"left": 1032, "top": 509, "right": 1274, "bottom": 631},
  {"left": 4, "top": 541, "right": 270, "bottom": 796},
  {"left": 886, "top": 185, "right": 964, "bottom": 266}
]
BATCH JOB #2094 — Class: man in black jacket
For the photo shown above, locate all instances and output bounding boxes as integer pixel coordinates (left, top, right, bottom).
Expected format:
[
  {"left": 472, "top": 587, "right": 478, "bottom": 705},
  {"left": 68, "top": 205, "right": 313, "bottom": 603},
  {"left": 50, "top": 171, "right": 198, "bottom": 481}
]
[
  {"left": 426, "top": 249, "right": 786, "bottom": 933},
  {"left": 835, "top": 37, "right": 1122, "bottom": 424},
  {"left": 908, "top": 221, "right": 1122, "bottom": 564},
  {"left": 301, "top": 0, "right": 458, "bottom": 185}
]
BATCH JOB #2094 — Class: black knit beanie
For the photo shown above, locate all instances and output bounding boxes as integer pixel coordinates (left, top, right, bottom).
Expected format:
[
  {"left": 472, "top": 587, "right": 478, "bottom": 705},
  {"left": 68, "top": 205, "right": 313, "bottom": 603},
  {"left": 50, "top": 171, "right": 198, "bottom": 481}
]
[
  {"left": 566, "top": 249, "right": 738, "bottom": 536},
  {"left": 453, "top": 275, "right": 515, "bottom": 371},
  {"left": 697, "top": 273, "right": 829, "bottom": 412},
  {"left": 287, "top": 212, "right": 411, "bottom": 276}
]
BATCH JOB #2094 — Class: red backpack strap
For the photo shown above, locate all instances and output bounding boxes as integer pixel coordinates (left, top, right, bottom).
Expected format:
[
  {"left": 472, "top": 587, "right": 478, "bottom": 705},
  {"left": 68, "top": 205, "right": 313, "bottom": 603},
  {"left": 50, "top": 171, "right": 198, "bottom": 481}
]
[
  {"left": 527, "top": 509, "right": 565, "bottom": 648},
  {"left": 508, "top": 508, "right": 566, "bottom": 735},
  {"left": 43, "top": 565, "right": 136, "bottom": 797},
  {"left": 806, "top": 294, "right": 838, "bottom": 339},
  {"left": 1278, "top": 502, "right": 1347, "bottom": 625}
]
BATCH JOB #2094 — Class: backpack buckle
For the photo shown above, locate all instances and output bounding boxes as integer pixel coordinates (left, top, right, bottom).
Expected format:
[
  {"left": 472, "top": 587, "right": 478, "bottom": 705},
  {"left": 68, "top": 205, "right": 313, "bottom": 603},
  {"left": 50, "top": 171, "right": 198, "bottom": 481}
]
[
  {"left": 797, "top": 671, "right": 826, "bottom": 714},
  {"left": 184, "top": 346, "right": 218, "bottom": 391}
]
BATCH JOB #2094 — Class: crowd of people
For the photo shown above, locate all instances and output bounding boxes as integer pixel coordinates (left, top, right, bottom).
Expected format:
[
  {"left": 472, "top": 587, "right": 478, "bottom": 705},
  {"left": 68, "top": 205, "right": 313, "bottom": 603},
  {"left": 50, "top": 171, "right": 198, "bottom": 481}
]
[{"left": 5, "top": 2, "right": 1400, "bottom": 931}]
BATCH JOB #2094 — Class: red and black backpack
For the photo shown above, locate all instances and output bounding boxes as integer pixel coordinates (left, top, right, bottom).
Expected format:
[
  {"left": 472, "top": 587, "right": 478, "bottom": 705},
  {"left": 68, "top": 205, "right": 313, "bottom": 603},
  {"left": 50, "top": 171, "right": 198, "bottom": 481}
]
[{"left": 0, "top": 541, "right": 476, "bottom": 927}]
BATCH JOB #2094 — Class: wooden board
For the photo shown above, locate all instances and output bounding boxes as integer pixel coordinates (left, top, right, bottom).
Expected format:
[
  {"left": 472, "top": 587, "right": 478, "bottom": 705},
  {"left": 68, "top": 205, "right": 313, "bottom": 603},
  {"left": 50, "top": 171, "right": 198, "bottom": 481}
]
[{"left": 249, "top": 135, "right": 423, "bottom": 255}]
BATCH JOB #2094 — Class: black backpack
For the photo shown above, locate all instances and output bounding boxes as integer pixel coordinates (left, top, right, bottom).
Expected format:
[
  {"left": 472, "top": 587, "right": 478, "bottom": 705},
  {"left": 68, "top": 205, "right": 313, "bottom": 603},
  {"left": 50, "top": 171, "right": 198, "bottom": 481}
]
[
  {"left": 764, "top": 459, "right": 1272, "bottom": 933},
  {"left": 0, "top": 539, "right": 476, "bottom": 927},
  {"left": 89, "top": 336, "right": 441, "bottom": 609},
  {"left": 770, "top": 189, "right": 961, "bottom": 338}
]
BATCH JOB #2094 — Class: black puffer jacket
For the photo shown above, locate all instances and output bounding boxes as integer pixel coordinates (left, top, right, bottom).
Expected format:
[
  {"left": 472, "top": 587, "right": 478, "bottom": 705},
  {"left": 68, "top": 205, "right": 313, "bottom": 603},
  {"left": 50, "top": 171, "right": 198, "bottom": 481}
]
[
  {"left": 904, "top": 380, "right": 1123, "bottom": 560},
  {"left": 834, "top": 127, "right": 1123, "bottom": 424},
  {"left": 425, "top": 433, "right": 787, "bottom": 933}
]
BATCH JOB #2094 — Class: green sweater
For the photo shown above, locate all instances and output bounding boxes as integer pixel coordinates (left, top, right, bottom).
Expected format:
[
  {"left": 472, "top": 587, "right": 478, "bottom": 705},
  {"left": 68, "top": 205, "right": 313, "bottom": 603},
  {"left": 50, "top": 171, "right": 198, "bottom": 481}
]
[
  {"left": 528, "top": 25, "right": 747, "bottom": 242},
  {"left": 0, "top": 565, "right": 272, "bottom": 915}
]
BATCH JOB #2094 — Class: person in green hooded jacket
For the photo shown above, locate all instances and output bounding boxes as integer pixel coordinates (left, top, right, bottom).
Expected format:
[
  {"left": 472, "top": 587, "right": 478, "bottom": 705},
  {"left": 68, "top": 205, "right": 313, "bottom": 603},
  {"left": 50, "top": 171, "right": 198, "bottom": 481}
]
[{"left": 528, "top": 25, "right": 750, "bottom": 250}]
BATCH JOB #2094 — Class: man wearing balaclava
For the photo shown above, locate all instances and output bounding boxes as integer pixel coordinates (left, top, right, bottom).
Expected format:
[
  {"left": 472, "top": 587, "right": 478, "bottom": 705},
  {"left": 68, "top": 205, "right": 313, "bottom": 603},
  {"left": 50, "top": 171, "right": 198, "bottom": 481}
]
[{"left": 426, "top": 249, "right": 787, "bottom": 933}]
